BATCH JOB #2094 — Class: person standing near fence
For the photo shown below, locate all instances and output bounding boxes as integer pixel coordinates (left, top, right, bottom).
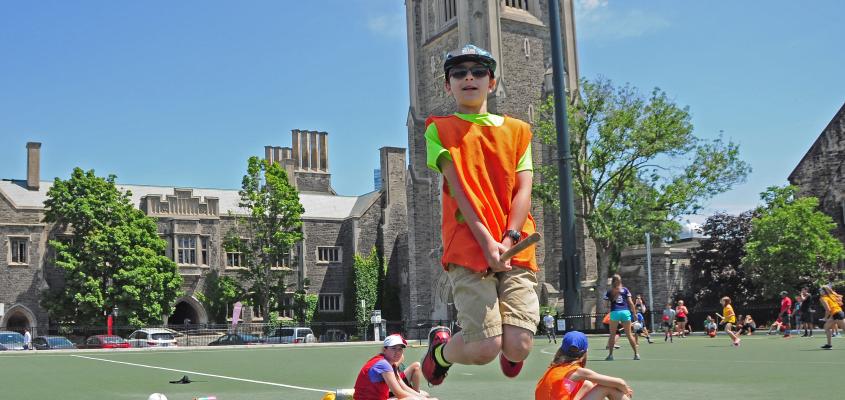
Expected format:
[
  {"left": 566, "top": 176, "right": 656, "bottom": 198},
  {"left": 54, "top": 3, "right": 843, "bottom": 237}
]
[
  {"left": 544, "top": 313, "right": 557, "bottom": 344},
  {"left": 23, "top": 328, "right": 31, "bottom": 350},
  {"left": 674, "top": 300, "right": 689, "bottom": 338},
  {"left": 662, "top": 303, "right": 675, "bottom": 343},
  {"left": 603, "top": 274, "right": 640, "bottom": 361},
  {"left": 799, "top": 287, "right": 815, "bottom": 337},
  {"left": 778, "top": 291, "right": 793, "bottom": 338}
]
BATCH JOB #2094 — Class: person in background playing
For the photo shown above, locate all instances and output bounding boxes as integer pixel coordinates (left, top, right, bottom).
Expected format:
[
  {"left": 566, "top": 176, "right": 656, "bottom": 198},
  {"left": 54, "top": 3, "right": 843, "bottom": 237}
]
[
  {"left": 798, "top": 287, "right": 815, "bottom": 337},
  {"left": 674, "top": 300, "right": 689, "bottom": 338},
  {"left": 633, "top": 312, "right": 654, "bottom": 344},
  {"left": 535, "top": 331, "right": 633, "bottom": 400},
  {"left": 720, "top": 296, "right": 741, "bottom": 347},
  {"left": 739, "top": 315, "right": 756, "bottom": 336},
  {"left": 662, "top": 303, "right": 676, "bottom": 343},
  {"left": 778, "top": 291, "right": 793, "bottom": 338},
  {"left": 792, "top": 295, "right": 803, "bottom": 336},
  {"left": 767, "top": 318, "right": 783, "bottom": 335},
  {"left": 634, "top": 295, "right": 646, "bottom": 315},
  {"left": 545, "top": 313, "right": 557, "bottom": 344},
  {"left": 819, "top": 285, "right": 845, "bottom": 350},
  {"left": 603, "top": 274, "right": 640, "bottom": 361},
  {"left": 704, "top": 315, "right": 718, "bottom": 337}
]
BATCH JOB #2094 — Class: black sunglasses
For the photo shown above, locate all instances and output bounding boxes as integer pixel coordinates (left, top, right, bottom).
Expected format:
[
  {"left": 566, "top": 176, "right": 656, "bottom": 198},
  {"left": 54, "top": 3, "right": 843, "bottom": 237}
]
[{"left": 449, "top": 66, "right": 490, "bottom": 80}]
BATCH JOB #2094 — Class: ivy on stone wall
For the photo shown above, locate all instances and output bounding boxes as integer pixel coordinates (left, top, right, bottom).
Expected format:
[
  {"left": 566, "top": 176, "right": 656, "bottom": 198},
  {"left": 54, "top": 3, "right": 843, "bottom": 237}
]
[{"left": 354, "top": 247, "right": 381, "bottom": 339}]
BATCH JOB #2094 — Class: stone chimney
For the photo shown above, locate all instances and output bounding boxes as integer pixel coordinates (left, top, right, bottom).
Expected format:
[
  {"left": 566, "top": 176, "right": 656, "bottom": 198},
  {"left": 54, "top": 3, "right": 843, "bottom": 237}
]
[
  {"left": 26, "top": 142, "right": 41, "bottom": 191},
  {"left": 264, "top": 145, "right": 297, "bottom": 189},
  {"left": 290, "top": 129, "right": 329, "bottom": 172}
]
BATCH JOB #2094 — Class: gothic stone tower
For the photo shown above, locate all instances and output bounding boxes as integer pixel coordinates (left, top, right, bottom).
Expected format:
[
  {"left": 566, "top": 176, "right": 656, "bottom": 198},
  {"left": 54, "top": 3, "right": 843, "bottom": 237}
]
[{"left": 403, "top": 0, "right": 596, "bottom": 329}]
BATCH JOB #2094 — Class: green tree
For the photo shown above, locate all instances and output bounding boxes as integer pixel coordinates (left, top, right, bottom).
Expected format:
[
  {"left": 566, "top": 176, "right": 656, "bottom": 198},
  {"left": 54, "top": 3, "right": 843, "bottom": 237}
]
[
  {"left": 743, "top": 186, "right": 845, "bottom": 295},
  {"left": 197, "top": 271, "right": 243, "bottom": 323},
  {"left": 533, "top": 78, "right": 751, "bottom": 312},
  {"left": 224, "top": 156, "right": 304, "bottom": 320},
  {"left": 684, "top": 211, "right": 762, "bottom": 309},
  {"left": 293, "top": 291, "right": 318, "bottom": 325},
  {"left": 354, "top": 248, "right": 380, "bottom": 339},
  {"left": 41, "top": 168, "right": 183, "bottom": 326}
]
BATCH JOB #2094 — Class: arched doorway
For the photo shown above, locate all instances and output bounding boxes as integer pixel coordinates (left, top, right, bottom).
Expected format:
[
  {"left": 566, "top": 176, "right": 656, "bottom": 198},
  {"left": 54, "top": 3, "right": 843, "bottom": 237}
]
[
  {"left": 1, "top": 304, "right": 37, "bottom": 335},
  {"left": 169, "top": 296, "right": 208, "bottom": 325}
]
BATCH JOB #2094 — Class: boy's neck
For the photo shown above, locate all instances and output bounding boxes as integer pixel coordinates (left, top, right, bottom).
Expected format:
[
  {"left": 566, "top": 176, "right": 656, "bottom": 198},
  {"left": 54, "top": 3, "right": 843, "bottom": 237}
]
[{"left": 455, "top": 102, "right": 488, "bottom": 115}]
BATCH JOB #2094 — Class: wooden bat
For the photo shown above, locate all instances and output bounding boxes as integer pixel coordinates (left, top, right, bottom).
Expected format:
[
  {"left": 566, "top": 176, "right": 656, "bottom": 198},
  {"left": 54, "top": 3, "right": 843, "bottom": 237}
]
[
  {"left": 500, "top": 232, "right": 542, "bottom": 262},
  {"left": 484, "top": 232, "right": 542, "bottom": 276}
]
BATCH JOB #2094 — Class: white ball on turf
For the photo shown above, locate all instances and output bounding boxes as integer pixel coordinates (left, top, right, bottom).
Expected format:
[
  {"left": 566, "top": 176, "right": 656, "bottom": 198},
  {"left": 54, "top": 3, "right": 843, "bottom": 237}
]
[
  {"left": 148, "top": 394, "right": 168, "bottom": 400},
  {"left": 632, "top": 322, "right": 642, "bottom": 331}
]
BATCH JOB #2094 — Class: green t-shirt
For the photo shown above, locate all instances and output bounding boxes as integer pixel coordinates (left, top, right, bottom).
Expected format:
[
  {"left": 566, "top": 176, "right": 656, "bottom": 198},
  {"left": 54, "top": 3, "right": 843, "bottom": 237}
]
[{"left": 424, "top": 113, "right": 533, "bottom": 173}]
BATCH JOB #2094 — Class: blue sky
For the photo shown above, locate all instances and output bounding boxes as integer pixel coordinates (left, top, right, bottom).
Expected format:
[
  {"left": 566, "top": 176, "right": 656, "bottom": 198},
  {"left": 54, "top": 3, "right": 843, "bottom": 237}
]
[{"left": 1, "top": 0, "right": 843, "bottom": 224}]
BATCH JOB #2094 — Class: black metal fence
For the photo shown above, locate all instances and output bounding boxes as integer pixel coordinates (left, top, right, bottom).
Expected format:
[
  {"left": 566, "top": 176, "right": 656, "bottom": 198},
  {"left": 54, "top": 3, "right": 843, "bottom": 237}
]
[
  {"left": 39, "top": 304, "right": 821, "bottom": 348},
  {"left": 41, "top": 319, "right": 456, "bottom": 347}
]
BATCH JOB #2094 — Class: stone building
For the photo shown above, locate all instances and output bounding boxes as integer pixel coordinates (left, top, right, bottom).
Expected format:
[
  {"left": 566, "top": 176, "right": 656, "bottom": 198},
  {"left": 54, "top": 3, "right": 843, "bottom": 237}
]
[
  {"left": 788, "top": 101, "right": 845, "bottom": 252},
  {"left": 402, "top": 0, "right": 597, "bottom": 326},
  {"left": 618, "top": 238, "right": 701, "bottom": 314},
  {"left": 0, "top": 133, "right": 408, "bottom": 335}
]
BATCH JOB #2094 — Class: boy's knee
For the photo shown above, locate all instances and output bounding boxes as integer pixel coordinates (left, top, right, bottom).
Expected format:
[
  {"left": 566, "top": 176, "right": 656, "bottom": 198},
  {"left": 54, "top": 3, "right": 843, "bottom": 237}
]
[{"left": 502, "top": 340, "right": 531, "bottom": 361}]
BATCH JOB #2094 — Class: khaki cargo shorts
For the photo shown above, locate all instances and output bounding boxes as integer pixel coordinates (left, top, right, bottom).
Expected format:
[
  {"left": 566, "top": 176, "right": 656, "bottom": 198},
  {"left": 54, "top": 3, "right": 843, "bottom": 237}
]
[{"left": 447, "top": 264, "right": 540, "bottom": 343}]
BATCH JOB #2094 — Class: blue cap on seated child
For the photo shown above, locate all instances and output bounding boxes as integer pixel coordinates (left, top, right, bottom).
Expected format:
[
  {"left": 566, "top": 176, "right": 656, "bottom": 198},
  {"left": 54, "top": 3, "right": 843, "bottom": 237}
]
[{"left": 561, "top": 331, "right": 589, "bottom": 358}]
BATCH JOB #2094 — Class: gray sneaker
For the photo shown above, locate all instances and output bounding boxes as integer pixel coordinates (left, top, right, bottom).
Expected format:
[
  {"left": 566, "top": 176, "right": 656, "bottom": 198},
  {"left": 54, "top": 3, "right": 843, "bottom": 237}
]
[
  {"left": 633, "top": 354, "right": 641, "bottom": 360},
  {"left": 605, "top": 354, "right": 614, "bottom": 361}
]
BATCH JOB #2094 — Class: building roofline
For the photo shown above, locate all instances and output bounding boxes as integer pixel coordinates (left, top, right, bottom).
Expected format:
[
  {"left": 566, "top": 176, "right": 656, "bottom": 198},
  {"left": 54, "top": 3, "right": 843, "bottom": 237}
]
[{"left": 788, "top": 101, "right": 845, "bottom": 183}]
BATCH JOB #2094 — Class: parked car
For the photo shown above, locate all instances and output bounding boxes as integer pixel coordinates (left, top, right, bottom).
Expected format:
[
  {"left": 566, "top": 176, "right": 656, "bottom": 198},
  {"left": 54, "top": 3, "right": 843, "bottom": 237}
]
[
  {"left": 265, "top": 327, "right": 315, "bottom": 344},
  {"left": 32, "top": 336, "right": 76, "bottom": 350},
  {"left": 0, "top": 331, "right": 25, "bottom": 350},
  {"left": 127, "top": 328, "right": 178, "bottom": 348},
  {"left": 207, "top": 333, "right": 264, "bottom": 346},
  {"left": 81, "top": 335, "right": 130, "bottom": 349}
]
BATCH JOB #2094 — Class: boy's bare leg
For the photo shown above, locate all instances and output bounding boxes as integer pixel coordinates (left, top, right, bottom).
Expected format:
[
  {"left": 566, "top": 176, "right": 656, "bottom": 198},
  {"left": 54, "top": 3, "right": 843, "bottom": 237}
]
[
  {"left": 442, "top": 333, "right": 502, "bottom": 365},
  {"left": 501, "top": 324, "right": 533, "bottom": 362}
]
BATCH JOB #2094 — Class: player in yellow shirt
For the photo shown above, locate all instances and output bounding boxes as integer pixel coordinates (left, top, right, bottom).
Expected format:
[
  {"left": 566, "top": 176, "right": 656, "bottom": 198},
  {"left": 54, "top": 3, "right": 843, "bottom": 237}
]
[
  {"left": 819, "top": 285, "right": 844, "bottom": 350},
  {"left": 720, "top": 296, "right": 741, "bottom": 347}
]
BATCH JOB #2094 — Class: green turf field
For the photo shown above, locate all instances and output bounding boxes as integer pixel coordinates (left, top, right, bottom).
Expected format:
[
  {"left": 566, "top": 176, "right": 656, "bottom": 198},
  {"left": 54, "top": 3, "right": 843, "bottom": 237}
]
[{"left": 1, "top": 333, "right": 842, "bottom": 399}]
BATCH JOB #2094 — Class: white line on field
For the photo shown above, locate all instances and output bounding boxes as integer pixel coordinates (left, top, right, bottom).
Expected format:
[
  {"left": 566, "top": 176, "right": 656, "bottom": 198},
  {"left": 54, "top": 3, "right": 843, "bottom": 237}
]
[{"left": 72, "top": 355, "right": 329, "bottom": 393}]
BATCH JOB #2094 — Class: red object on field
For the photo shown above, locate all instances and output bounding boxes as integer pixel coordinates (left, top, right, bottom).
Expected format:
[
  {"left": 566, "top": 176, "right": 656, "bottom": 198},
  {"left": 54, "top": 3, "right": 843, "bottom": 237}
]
[{"left": 107, "top": 315, "right": 113, "bottom": 336}]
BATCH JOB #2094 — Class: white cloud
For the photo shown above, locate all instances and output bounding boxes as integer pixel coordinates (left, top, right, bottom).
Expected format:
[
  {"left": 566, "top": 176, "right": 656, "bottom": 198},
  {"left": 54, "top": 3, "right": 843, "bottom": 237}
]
[
  {"left": 366, "top": 12, "right": 406, "bottom": 40},
  {"left": 575, "top": 0, "right": 670, "bottom": 41}
]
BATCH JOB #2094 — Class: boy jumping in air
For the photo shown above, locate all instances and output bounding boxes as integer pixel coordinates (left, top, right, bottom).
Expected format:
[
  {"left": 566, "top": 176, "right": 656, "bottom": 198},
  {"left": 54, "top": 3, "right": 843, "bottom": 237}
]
[{"left": 421, "top": 44, "right": 540, "bottom": 385}]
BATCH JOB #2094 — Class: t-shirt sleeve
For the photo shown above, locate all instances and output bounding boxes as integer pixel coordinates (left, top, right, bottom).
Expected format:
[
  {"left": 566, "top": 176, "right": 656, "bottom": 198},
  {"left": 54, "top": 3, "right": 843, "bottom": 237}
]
[
  {"left": 368, "top": 359, "right": 393, "bottom": 383},
  {"left": 516, "top": 142, "right": 533, "bottom": 172},
  {"left": 425, "top": 122, "right": 451, "bottom": 173}
]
